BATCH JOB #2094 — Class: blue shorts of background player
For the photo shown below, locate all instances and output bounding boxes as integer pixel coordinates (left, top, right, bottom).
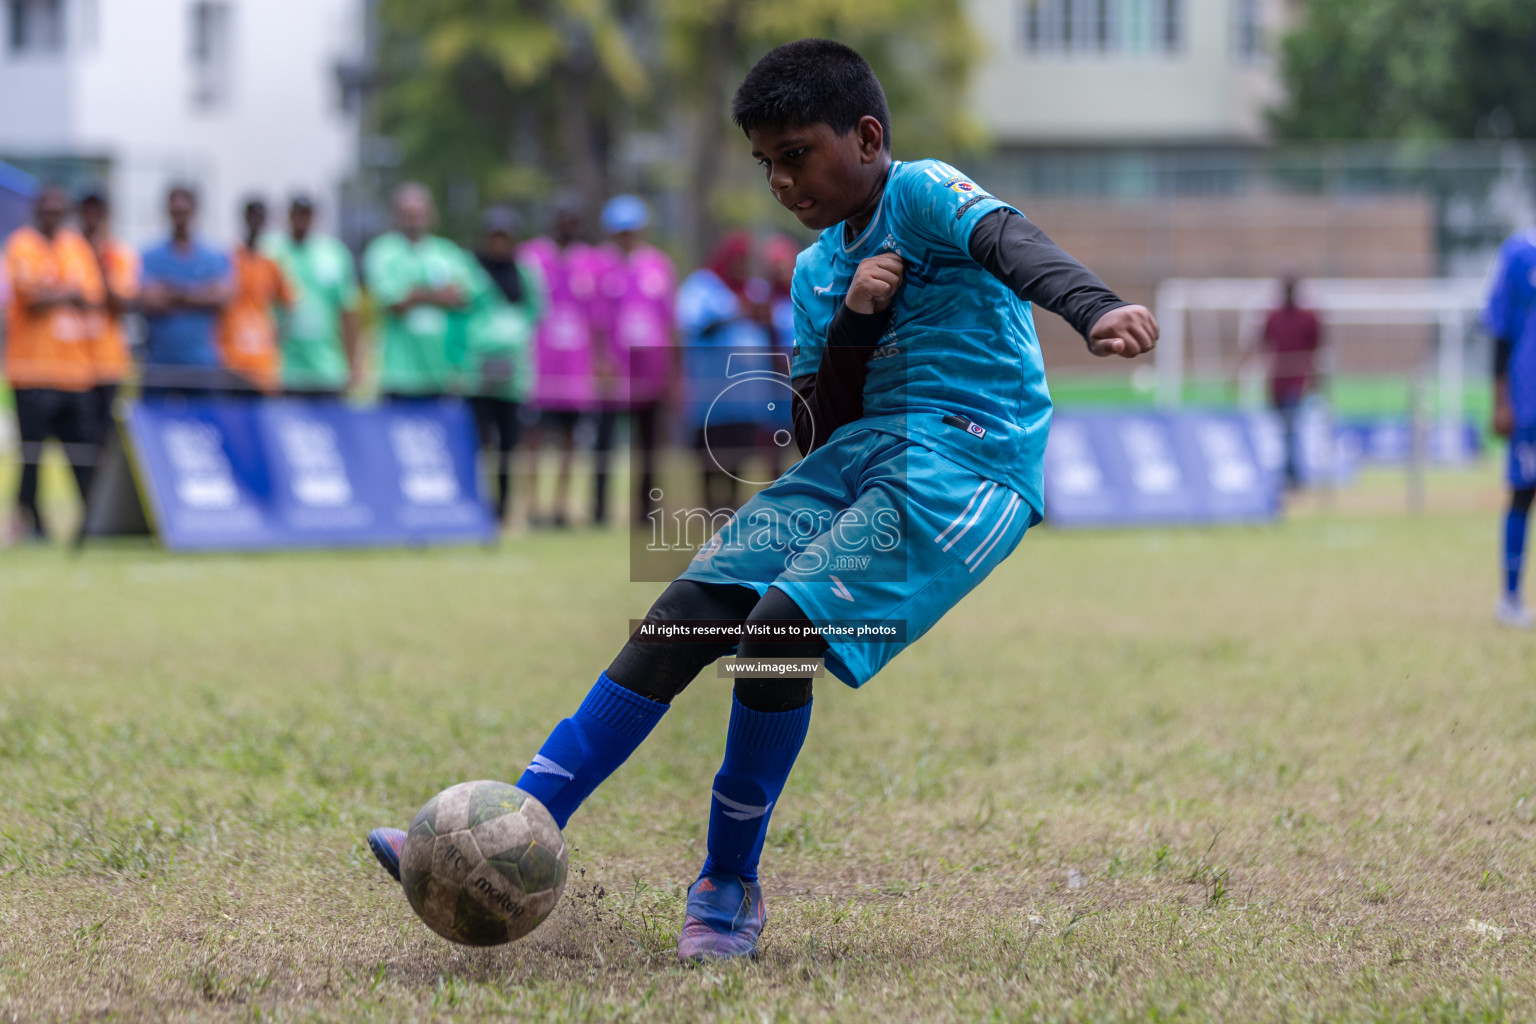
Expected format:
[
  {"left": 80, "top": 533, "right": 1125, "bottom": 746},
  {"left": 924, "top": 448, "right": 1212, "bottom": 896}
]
[{"left": 366, "top": 38, "right": 1159, "bottom": 963}]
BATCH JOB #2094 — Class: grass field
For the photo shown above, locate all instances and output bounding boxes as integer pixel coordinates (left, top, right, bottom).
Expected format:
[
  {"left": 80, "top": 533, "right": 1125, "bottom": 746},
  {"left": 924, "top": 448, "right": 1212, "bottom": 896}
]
[{"left": 1, "top": 465, "right": 1534, "bottom": 1022}]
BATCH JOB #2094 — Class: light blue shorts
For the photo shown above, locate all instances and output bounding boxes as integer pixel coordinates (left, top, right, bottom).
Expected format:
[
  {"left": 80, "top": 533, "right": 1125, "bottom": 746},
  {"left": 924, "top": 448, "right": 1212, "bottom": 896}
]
[{"left": 679, "top": 427, "right": 1039, "bottom": 687}]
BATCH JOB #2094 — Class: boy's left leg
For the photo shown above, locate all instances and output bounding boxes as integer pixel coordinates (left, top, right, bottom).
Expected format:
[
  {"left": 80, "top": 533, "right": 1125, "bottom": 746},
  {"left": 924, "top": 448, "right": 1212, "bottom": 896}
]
[
  {"left": 679, "top": 586, "right": 823, "bottom": 963},
  {"left": 671, "top": 431, "right": 1039, "bottom": 959}
]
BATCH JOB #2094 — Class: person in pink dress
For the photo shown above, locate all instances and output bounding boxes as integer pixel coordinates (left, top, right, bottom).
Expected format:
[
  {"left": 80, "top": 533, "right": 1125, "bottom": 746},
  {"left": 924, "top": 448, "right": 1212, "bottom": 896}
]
[
  {"left": 521, "top": 199, "right": 605, "bottom": 527},
  {"left": 596, "top": 195, "right": 676, "bottom": 526}
]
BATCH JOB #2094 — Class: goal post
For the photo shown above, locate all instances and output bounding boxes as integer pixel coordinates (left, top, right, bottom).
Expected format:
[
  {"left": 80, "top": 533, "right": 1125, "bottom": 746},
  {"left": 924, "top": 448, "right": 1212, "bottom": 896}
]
[{"left": 1153, "top": 277, "right": 1490, "bottom": 450}]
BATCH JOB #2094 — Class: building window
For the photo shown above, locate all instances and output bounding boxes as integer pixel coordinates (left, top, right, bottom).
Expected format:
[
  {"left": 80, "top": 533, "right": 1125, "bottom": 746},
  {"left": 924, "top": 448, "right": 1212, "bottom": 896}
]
[
  {"left": 1233, "top": 0, "right": 1264, "bottom": 62},
  {"left": 1022, "top": 0, "right": 1183, "bottom": 55},
  {"left": 7, "top": 0, "right": 64, "bottom": 55},
  {"left": 190, "top": 1, "right": 233, "bottom": 110}
]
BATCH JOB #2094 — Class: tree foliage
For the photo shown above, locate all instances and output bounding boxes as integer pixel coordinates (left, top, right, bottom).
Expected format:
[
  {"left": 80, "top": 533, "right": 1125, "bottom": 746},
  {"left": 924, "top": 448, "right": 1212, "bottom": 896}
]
[
  {"left": 373, "top": 0, "right": 979, "bottom": 253},
  {"left": 1272, "top": 0, "right": 1536, "bottom": 141},
  {"left": 375, "top": 0, "right": 651, "bottom": 235}
]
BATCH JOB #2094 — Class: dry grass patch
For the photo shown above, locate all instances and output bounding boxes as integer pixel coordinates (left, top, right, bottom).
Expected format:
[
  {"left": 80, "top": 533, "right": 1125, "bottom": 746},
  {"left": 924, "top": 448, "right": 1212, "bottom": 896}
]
[{"left": 1, "top": 469, "right": 1533, "bottom": 1021}]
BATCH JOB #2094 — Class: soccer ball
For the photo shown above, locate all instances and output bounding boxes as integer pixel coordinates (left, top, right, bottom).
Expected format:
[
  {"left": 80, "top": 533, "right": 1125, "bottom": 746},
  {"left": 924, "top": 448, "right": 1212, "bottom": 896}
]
[{"left": 398, "top": 780, "right": 569, "bottom": 946}]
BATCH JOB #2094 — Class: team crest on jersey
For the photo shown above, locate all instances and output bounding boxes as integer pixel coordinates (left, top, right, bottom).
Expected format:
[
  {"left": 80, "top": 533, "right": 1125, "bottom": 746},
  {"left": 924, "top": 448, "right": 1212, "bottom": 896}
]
[{"left": 941, "top": 177, "right": 979, "bottom": 195}]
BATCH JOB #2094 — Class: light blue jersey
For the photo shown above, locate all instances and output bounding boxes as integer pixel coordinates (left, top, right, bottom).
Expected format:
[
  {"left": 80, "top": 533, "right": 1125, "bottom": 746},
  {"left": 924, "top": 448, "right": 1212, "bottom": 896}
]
[
  {"left": 1484, "top": 230, "right": 1536, "bottom": 428},
  {"left": 790, "top": 159, "right": 1051, "bottom": 513}
]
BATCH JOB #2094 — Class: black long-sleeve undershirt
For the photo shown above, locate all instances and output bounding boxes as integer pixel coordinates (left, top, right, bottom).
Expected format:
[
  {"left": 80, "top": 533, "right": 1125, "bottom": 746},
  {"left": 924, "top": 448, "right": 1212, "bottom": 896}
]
[
  {"left": 967, "top": 208, "right": 1128, "bottom": 339},
  {"left": 789, "top": 207, "right": 1127, "bottom": 455}
]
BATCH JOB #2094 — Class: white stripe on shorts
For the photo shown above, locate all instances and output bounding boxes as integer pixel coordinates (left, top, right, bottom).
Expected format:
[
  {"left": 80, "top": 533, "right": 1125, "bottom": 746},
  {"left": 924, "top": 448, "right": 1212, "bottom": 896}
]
[
  {"left": 966, "top": 493, "right": 1021, "bottom": 566},
  {"left": 941, "top": 482, "right": 997, "bottom": 553},
  {"left": 969, "top": 492, "right": 1023, "bottom": 571},
  {"left": 934, "top": 481, "right": 988, "bottom": 545}
]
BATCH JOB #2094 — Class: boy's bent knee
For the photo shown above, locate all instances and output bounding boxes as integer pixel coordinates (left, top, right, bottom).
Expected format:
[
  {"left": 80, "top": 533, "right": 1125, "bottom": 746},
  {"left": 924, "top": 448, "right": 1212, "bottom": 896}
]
[
  {"left": 605, "top": 581, "right": 760, "bottom": 704},
  {"left": 733, "top": 676, "right": 813, "bottom": 713},
  {"left": 732, "top": 587, "right": 823, "bottom": 712}
]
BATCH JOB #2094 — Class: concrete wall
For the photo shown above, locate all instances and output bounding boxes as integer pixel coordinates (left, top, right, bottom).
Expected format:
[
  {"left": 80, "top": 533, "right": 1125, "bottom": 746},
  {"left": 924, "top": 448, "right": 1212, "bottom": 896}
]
[{"left": 1016, "top": 193, "right": 1438, "bottom": 370}]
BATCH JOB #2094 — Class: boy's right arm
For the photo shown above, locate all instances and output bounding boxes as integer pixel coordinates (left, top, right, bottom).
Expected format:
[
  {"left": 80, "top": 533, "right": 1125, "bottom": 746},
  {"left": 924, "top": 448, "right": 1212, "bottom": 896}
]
[{"left": 790, "top": 253, "right": 905, "bottom": 455}]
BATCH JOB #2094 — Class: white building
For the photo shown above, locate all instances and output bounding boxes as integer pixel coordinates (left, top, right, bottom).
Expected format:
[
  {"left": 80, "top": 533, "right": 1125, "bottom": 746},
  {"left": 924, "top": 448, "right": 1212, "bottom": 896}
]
[
  {"left": 966, "top": 0, "right": 1299, "bottom": 150},
  {"left": 0, "top": 0, "right": 362, "bottom": 245}
]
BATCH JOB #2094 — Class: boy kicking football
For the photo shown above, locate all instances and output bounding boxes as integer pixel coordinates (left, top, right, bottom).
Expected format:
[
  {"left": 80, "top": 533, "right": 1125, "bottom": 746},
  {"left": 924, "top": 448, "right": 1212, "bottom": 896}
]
[{"left": 368, "top": 38, "right": 1158, "bottom": 962}]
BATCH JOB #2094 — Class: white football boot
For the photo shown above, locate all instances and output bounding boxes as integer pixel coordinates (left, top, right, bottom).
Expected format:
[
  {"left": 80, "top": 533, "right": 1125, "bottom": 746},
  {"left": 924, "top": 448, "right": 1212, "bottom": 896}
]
[{"left": 1497, "top": 595, "right": 1534, "bottom": 628}]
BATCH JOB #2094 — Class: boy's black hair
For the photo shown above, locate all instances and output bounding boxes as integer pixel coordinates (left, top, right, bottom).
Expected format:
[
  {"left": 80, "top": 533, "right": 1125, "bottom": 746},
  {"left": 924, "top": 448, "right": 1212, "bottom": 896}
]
[{"left": 732, "top": 38, "right": 892, "bottom": 152}]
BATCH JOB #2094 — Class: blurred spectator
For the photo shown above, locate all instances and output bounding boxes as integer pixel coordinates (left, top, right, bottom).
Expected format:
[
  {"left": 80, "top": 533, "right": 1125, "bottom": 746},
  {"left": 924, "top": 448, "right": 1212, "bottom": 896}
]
[
  {"left": 597, "top": 194, "right": 676, "bottom": 526},
  {"left": 1260, "top": 274, "right": 1323, "bottom": 488},
  {"left": 521, "top": 197, "right": 605, "bottom": 527},
  {"left": 3, "top": 185, "right": 102, "bottom": 542},
  {"left": 139, "top": 186, "right": 234, "bottom": 400},
  {"left": 466, "top": 206, "right": 543, "bottom": 525},
  {"left": 761, "top": 234, "right": 801, "bottom": 480},
  {"left": 676, "top": 230, "right": 774, "bottom": 513},
  {"left": 363, "top": 183, "right": 475, "bottom": 401},
  {"left": 77, "top": 187, "right": 140, "bottom": 445},
  {"left": 764, "top": 234, "right": 798, "bottom": 352},
  {"left": 219, "top": 198, "right": 292, "bottom": 395},
  {"left": 264, "top": 194, "right": 361, "bottom": 398}
]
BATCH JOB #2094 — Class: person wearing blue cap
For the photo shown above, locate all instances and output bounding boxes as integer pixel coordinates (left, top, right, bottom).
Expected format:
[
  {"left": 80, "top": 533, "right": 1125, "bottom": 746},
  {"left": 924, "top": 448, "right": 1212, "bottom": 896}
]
[{"left": 596, "top": 195, "right": 676, "bottom": 525}]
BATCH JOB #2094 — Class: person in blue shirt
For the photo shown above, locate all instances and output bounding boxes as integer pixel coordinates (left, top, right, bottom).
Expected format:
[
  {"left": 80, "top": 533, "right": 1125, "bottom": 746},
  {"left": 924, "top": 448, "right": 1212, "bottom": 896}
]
[
  {"left": 1484, "top": 229, "right": 1536, "bottom": 627},
  {"left": 366, "top": 38, "right": 1157, "bottom": 962},
  {"left": 139, "top": 186, "right": 233, "bottom": 399},
  {"left": 762, "top": 233, "right": 802, "bottom": 481},
  {"left": 676, "top": 230, "right": 777, "bottom": 513}
]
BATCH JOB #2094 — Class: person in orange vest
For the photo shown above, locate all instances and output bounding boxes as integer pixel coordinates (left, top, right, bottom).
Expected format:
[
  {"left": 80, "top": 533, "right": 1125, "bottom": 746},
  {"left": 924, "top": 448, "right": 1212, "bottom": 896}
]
[
  {"left": 3, "top": 184, "right": 104, "bottom": 542},
  {"left": 77, "top": 187, "right": 140, "bottom": 444},
  {"left": 218, "top": 198, "right": 292, "bottom": 395}
]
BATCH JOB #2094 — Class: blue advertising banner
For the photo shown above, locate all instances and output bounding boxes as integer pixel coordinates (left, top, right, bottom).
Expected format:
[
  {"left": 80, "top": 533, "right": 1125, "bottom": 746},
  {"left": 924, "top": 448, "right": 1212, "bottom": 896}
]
[
  {"left": 1335, "top": 418, "right": 1482, "bottom": 465},
  {"left": 122, "top": 398, "right": 494, "bottom": 551},
  {"left": 1044, "top": 410, "right": 1281, "bottom": 528}
]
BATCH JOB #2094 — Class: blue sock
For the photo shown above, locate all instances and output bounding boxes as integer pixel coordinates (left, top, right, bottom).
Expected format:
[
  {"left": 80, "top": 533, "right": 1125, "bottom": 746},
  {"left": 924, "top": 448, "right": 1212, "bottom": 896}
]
[
  {"left": 700, "top": 697, "right": 813, "bottom": 885},
  {"left": 1507, "top": 509, "right": 1529, "bottom": 599},
  {"left": 515, "top": 672, "right": 668, "bottom": 829}
]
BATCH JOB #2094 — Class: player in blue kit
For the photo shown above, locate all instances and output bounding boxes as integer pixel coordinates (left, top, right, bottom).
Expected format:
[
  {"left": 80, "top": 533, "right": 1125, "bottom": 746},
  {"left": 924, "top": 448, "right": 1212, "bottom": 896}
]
[
  {"left": 367, "top": 38, "right": 1158, "bottom": 961},
  {"left": 1484, "top": 229, "right": 1536, "bottom": 627}
]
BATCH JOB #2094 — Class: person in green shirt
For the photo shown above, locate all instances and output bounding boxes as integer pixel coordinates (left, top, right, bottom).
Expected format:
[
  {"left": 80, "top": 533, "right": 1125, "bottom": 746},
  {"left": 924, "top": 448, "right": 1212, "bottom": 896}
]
[
  {"left": 463, "top": 206, "right": 545, "bottom": 523},
  {"left": 263, "top": 194, "right": 361, "bottom": 398},
  {"left": 362, "top": 183, "right": 476, "bottom": 398}
]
